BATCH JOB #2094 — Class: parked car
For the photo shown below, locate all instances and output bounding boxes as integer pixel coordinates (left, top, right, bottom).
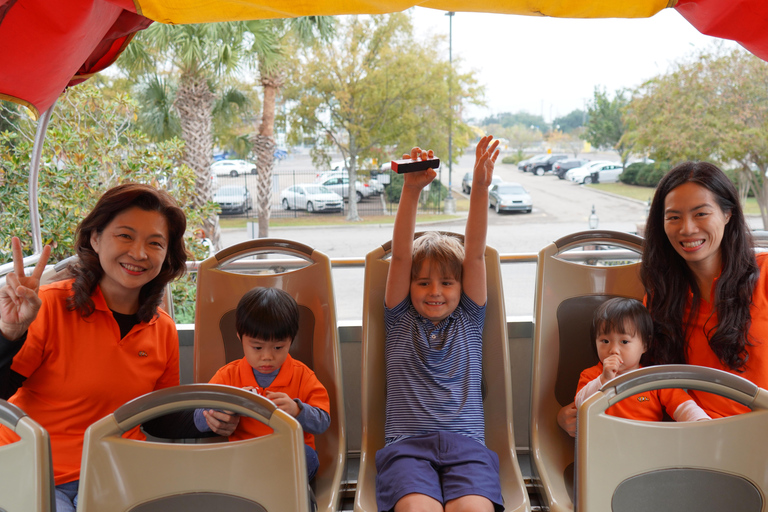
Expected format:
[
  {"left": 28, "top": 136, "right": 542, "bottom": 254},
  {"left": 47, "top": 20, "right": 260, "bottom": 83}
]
[
  {"left": 280, "top": 184, "right": 343, "bottom": 213},
  {"left": 488, "top": 182, "right": 532, "bottom": 213},
  {"left": 518, "top": 154, "right": 549, "bottom": 172},
  {"left": 211, "top": 159, "right": 256, "bottom": 177},
  {"left": 319, "top": 176, "right": 370, "bottom": 202},
  {"left": 568, "top": 161, "right": 624, "bottom": 184},
  {"left": 462, "top": 172, "right": 472, "bottom": 193},
  {"left": 527, "top": 154, "right": 569, "bottom": 175},
  {"left": 462, "top": 173, "right": 502, "bottom": 194},
  {"left": 214, "top": 185, "right": 253, "bottom": 214},
  {"left": 553, "top": 158, "right": 590, "bottom": 179},
  {"left": 565, "top": 160, "right": 611, "bottom": 182}
]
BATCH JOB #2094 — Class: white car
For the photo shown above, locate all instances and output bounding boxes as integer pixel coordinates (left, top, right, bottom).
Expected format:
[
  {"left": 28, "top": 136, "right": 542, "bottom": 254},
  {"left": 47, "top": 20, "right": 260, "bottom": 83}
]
[
  {"left": 319, "top": 176, "right": 371, "bottom": 202},
  {"left": 211, "top": 159, "right": 257, "bottom": 177},
  {"left": 280, "top": 184, "right": 344, "bottom": 213},
  {"left": 567, "top": 161, "right": 623, "bottom": 184}
]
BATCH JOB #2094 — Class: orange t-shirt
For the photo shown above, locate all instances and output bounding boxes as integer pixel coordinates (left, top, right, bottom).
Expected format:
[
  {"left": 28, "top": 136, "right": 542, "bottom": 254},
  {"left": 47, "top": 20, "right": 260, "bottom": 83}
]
[
  {"left": 208, "top": 355, "right": 330, "bottom": 449},
  {"left": 684, "top": 252, "right": 768, "bottom": 418},
  {"left": 576, "top": 363, "right": 693, "bottom": 420},
  {"left": 0, "top": 279, "right": 180, "bottom": 485}
]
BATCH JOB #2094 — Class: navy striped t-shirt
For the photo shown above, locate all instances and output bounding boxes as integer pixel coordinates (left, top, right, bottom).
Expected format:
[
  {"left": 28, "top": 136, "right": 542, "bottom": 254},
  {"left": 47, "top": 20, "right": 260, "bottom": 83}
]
[{"left": 384, "top": 293, "right": 486, "bottom": 446}]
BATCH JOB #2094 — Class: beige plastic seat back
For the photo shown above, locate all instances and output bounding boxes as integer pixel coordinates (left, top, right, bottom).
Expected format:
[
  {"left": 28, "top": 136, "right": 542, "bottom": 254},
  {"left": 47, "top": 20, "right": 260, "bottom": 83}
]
[
  {"left": 531, "top": 230, "right": 644, "bottom": 512},
  {"left": 77, "top": 384, "right": 309, "bottom": 512},
  {"left": 578, "top": 365, "right": 768, "bottom": 512},
  {"left": 0, "top": 400, "right": 54, "bottom": 512},
  {"left": 355, "top": 232, "right": 530, "bottom": 512},
  {"left": 193, "top": 239, "right": 345, "bottom": 512}
]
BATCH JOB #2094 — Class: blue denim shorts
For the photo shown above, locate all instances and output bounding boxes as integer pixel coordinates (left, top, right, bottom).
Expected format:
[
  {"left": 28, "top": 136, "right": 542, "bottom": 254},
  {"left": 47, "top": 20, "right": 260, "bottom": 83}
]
[{"left": 375, "top": 431, "right": 503, "bottom": 511}]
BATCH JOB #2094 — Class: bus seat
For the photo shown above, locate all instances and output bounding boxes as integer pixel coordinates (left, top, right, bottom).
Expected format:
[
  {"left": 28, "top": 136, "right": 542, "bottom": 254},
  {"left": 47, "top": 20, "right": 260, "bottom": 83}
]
[
  {"left": 193, "top": 239, "right": 346, "bottom": 512},
  {"left": 77, "top": 384, "right": 310, "bottom": 512},
  {"left": 577, "top": 365, "right": 768, "bottom": 512},
  {"left": 0, "top": 399, "right": 54, "bottom": 512},
  {"left": 355, "top": 233, "right": 531, "bottom": 512},
  {"left": 530, "top": 230, "right": 644, "bottom": 512}
]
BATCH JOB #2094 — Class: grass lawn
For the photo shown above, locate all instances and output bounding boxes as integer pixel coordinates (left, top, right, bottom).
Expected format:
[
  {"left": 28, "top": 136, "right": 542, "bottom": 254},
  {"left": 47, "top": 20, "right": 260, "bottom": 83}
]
[
  {"left": 589, "top": 182, "right": 762, "bottom": 215},
  {"left": 219, "top": 201, "right": 467, "bottom": 229}
]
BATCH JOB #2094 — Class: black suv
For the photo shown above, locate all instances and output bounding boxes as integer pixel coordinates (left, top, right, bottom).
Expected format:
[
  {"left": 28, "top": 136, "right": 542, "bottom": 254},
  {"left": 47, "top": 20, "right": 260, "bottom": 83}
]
[
  {"left": 526, "top": 154, "right": 569, "bottom": 176},
  {"left": 553, "top": 158, "right": 590, "bottom": 179}
]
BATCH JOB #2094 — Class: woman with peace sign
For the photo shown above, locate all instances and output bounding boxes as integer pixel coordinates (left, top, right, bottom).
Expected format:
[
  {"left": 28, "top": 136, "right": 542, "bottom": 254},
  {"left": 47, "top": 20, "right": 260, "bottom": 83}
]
[{"left": 0, "top": 184, "right": 237, "bottom": 511}]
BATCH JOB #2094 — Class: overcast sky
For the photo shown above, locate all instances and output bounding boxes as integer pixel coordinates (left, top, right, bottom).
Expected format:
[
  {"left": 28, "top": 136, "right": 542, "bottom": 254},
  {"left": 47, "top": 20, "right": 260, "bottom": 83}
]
[{"left": 410, "top": 7, "right": 738, "bottom": 123}]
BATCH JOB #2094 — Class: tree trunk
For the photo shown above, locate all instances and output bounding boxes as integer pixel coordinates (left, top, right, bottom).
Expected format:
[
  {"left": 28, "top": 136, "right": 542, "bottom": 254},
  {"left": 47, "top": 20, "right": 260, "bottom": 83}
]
[
  {"left": 252, "top": 74, "right": 282, "bottom": 238},
  {"left": 346, "top": 147, "right": 361, "bottom": 221},
  {"left": 175, "top": 74, "right": 220, "bottom": 248}
]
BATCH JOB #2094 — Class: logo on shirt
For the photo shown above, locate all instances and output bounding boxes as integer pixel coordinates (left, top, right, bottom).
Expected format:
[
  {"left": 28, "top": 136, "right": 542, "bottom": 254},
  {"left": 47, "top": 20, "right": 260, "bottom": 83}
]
[
  {"left": 138, "top": 351, "right": 148, "bottom": 357},
  {"left": 637, "top": 395, "right": 649, "bottom": 402}
]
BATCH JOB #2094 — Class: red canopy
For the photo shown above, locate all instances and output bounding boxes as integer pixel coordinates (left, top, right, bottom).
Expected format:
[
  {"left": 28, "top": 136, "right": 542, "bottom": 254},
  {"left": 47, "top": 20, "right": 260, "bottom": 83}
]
[{"left": 0, "top": 0, "right": 766, "bottom": 119}]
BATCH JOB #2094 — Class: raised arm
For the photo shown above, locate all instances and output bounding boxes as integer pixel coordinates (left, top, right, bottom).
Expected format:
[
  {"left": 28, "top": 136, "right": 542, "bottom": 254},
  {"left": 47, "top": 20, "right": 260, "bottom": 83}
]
[
  {"left": 462, "top": 136, "right": 499, "bottom": 306},
  {"left": 0, "top": 237, "right": 52, "bottom": 341},
  {"left": 384, "top": 147, "right": 436, "bottom": 308}
]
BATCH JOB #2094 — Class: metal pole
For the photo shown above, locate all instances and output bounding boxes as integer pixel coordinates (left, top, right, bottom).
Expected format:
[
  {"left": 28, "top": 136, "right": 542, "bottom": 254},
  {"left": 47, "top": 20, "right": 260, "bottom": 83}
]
[
  {"left": 0, "top": 102, "right": 56, "bottom": 277},
  {"left": 443, "top": 12, "right": 456, "bottom": 214}
]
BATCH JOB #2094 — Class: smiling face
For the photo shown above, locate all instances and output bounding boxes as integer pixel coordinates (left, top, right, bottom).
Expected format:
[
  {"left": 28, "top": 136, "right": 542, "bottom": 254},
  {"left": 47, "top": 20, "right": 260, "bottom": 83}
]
[
  {"left": 409, "top": 258, "right": 462, "bottom": 325},
  {"left": 90, "top": 207, "right": 169, "bottom": 312},
  {"left": 595, "top": 328, "right": 646, "bottom": 376},
  {"left": 241, "top": 335, "right": 291, "bottom": 374},
  {"left": 663, "top": 181, "right": 731, "bottom": 277}
]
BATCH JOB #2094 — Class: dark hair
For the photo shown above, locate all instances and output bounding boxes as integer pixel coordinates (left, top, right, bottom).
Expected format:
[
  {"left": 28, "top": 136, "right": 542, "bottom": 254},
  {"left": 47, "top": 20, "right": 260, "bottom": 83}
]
[
  {"left": 590, "top": 297, "right": 653, "bottom": 359},
  {"left": 641, "top": 161, "right": 758, "bottom": 370},
  {"left": 235, "top": 287, "right": 300, "bottom": 342},
  {"left": 411, "top": 232, "right": 464, "bottom": 283},
  {"left": 67, "top": 183, "right": 187, "bottom": 323}
]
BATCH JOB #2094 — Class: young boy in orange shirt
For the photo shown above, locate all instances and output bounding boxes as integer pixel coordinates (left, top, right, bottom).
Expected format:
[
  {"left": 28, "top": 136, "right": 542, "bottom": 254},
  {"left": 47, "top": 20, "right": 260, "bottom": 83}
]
[{"left": 194, "top": 287, "right": 330, "bottom": 480}]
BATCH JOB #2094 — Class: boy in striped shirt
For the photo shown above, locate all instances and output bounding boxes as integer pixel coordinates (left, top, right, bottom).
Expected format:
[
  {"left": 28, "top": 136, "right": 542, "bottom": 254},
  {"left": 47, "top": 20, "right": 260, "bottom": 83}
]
[{"left": 375, "top": 136, "right": 503, "bottom": 512}]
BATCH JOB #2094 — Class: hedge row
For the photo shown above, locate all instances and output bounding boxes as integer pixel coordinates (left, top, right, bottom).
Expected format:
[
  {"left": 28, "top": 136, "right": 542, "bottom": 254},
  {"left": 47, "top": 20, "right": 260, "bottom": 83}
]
[{"left": 619, "top": 162, "right": 671, "bottom": 187}]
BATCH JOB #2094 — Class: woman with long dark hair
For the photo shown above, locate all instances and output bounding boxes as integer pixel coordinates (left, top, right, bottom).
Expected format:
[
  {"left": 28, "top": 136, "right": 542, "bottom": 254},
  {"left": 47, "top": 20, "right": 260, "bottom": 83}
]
[
  {"left": 641, "top": 161, "right": 763, "bottom": 417},
  {"left": 0, "top": 184, "right": 236, "bottom": 511},
  {"left": 558, "top": 161, "right": 766, "bottom": 435}
]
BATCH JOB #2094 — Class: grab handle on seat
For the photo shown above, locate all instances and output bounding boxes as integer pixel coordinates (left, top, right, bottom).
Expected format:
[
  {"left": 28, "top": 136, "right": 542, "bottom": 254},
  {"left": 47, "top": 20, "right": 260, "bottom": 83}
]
[
  {"left": 602, "top": 365, "right": 760, "bottom": 409},
  {"left": 215, "top": 239, "right": 315, "bottom": 263},
  {"left": 554, "top": 230, "right": 644, "bottom": 254},
  {"left": 113, "top": 384, "right": 277, "bottom": 432},
  {"left": 0, "top": 399, "right": 27, "bottom": 429}
]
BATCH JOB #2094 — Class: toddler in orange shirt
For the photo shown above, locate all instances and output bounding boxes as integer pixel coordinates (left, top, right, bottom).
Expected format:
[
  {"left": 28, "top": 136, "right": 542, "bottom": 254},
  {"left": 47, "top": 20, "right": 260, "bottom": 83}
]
[{"left": 575, "top": 297, "right": 710, "bottom": 422}]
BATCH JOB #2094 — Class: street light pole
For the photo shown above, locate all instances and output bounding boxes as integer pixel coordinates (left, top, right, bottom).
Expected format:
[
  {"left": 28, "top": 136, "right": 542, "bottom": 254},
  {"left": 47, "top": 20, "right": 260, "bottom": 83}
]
[{"left": 443, "top": 11, "right": 456, "bottom": 214}]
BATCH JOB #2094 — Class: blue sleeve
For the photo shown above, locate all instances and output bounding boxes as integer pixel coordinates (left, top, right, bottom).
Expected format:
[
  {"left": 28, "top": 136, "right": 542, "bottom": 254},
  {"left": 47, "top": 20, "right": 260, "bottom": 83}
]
[
  {"left": 193, "top": 408, "right": 212, "bottom": 432},
  {"left": 294, "top": 399, "right": 331, "bottom": 435}
]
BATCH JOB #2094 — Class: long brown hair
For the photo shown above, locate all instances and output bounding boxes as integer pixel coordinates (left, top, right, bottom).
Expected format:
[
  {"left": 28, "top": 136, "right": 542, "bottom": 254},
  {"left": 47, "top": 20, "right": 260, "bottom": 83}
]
[
  {"left": 641, "top": 162, "right": 758, "bottom": 370},
  {"left": 67, "top": 184, "right": 187, "bottom": 323}
]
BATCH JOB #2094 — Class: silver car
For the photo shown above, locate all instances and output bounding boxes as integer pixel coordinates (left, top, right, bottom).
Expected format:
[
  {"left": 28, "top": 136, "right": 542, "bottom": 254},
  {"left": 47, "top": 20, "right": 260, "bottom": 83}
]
[{"left": 489, "top": 182, "right": 532, "bottom": 213}]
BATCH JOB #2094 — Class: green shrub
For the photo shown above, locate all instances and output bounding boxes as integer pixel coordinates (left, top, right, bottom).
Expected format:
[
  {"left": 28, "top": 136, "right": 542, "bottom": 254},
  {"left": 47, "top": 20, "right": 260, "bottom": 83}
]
[
  {"left": 501, "top": 155, "right": 516, "bottom": 165},
  {"left": 619, "top": 163, "right": 642, "bottom": 185},
  {"left": 385, "top": 172, "right": 405, "bottom": 203}
]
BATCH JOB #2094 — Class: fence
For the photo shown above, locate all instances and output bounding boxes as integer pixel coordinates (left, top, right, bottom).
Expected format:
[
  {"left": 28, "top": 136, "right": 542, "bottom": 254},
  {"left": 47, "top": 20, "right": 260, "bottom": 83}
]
[{"left": 214, "top": 168, "right": 445, "bottom": 219}]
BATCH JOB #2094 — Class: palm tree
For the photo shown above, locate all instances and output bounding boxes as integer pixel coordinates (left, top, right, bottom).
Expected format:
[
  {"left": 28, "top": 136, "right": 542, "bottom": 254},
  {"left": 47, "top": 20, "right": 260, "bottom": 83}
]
[
  {"left": 246, "top": 17, "right": 335, "bottom": 238},
  {"left": 119, "top": 22, "right": 268, "bottom": 248}
]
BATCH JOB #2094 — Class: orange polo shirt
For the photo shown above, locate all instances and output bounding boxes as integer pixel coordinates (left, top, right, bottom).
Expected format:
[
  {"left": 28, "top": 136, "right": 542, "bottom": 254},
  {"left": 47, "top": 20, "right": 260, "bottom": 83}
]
[
  {"left": 0, "top": 279, "right": 180, "bottom": 485},
  {"left": 576, "top": 363, "right": 694, "bottom": 420},
  {"left": 208, "top": 355, "right": 330, "bottom": 449},
  {"left": 684, "top": 252, "right": 768, "bottom": 418}
]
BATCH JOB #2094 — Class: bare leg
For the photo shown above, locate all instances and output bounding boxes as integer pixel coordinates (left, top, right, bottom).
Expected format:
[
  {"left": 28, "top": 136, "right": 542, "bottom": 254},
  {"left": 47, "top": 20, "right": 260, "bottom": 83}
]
[
  {"left": 394, "top": 492, "right": 444, "bottom": 512},
  {"left": 445, "top": 494, "right": 494, "bottom": 512}
]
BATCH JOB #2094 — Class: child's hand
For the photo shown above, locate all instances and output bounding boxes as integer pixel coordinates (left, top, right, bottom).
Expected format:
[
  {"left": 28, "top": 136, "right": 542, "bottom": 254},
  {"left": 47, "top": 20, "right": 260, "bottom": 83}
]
[
  {"left": 601, "top": 355, "right": 623, "bottom": 383},
  {"left": 472, "top": 135, "right": 500, "bottom": 189},
  {"left": 402, "top": 147, "right": 436, "bottom": 191},
  {"left": 203, "top": 409, "right": 240, "bottom": 436},
  {"left": 265, "top": 391, "right": 300, "bottom": 418}
]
